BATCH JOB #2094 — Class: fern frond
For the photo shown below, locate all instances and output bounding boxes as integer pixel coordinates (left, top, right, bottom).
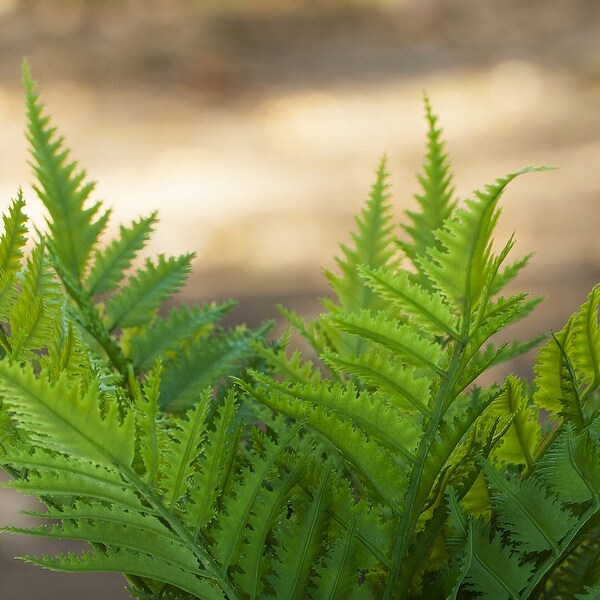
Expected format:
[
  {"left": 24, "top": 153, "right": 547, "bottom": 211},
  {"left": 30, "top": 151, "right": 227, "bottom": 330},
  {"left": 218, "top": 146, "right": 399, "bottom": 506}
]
[
  {"left": 418, "top": 168, "right": 542, "bottom": 316},
  {"left": 9, "top": 241, "right": 62, "bottom": 359},
  {"left": 488, "top": 376, "right": 538, "bottom": 468},
  {"left": 400, "top": 95, "right": 456, "bottom": 269},
  {"left": 547, "top": 536, "right": 600, "bottom": 599},
  {"left": 267, "top": 464, "right": 333, "bottom": 599},
  {"left": 128, "top": 301, "right": 236, "bottom": 373},
  {"left": 253, "top": 339, "right": 322, "bottom": 384},
  {"left": 447, "top": 490, "right": 534, "bottom": 599},
  {"left": 212, "top": 424, "right": 301, "bottom": 570},
  {"left": 23, "top": 63, "right": 109, "bottom": 282},
  {"left": 360, "top": 267, "right": 459, "bottom": 339},
  {"left": 86, "top": 212, "right": 158, "bottom": 296},
  {"left": 25, "top": 548, "right": 226, "bottom": 600},
  {"left": 0, "top": 362, "right": 135, "bottom": 468},
  {"left": 323, "top": 349, "right": 432, "bottom": 418},
  {"left": 235, "top": 449, "right": 312, "bottom": 598},
  {"left": 325, "top": 156, "right": 397, "bottom": 316},
  {"left": 482, "top": 459, "right": 577, "bottom": 554},
  {"left": 159, "top": 325, "right": 267, "bottom": 411},
  {"left": 537, "top": 425, "right": 600, "bottom": 505},
  {"left": 328, "top": 310, "right": 448, "bottom": 374},
  {"left": 0, "top": 192, "right": 28, "bottom": 320},
  {"left": 160, "top": 393, "right": 211, "bottom": 510},
  {"left": 252, "top": 372, "right": 420, "bottom": 462},
  {"left": 105, "top": 253, "right": 194, "bottom": 330},
  {"left": 310, "top": 519, "right": 374, "bottom": 600},
  {"left": 244, "top": 379, "right": 405, "bottom": 509},
  {"left": 184, "top": 390, "right": 240, "bottom": 533},
  {"left": 570, "top": 284, "right": 600, "bottom": 397}
]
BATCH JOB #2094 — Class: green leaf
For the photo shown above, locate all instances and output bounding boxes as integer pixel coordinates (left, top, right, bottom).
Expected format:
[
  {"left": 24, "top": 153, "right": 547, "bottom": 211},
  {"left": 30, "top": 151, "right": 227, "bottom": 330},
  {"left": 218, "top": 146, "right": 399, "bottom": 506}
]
[
  {"left": 418, "top": 168, "right": 543, "bottom": 315},
  {"left": 86, "top": 212, "right": 158, "bottom": 296},
  {"left": 25, "top": 548, "right": 226, "bottom": 600},
  {"left": 105, "top": 253, "right": 194, "bottom": 330},
  {"left": 360, "top": 267, "right": 459, "bottom": 339},
  {"left": 245, "top": 380, "right": 405, "bottom": 509},
  {"left": 488, "top": 376, "right": 539, "bottom": 468},
  {"left": 212, "top": 425, "right": 300, "bottom": 569},
  {"left": 325, "top": 156, "right": 397, "bottom": 316},
  {"left": 447, "top": 495, "right": 533, "bottom": 599},
  {"left": 159, "top": 325, "right": 265, "bottom": 411},
  {"left": 9, "top": 241, "right": 62, "bottom": 358},
  {"left": 128, "top": 301, "right": 236, "bottom": 373},
  {"left": 184, "top": 390, "right": 240, "bottom": 533},
  {"left": 24, "top": 62, "right": 109, "bottom": 282},
  {"left": 0, "top": 192, "right": 28, "bottom": 320},
  {"left": 482, "top": 459, "right": 577, "bottom": 554},
  {"left": 160, "top": 392, "right": 211, "bottom": 510},
  {"left": 329, "top": 309, "right": 447, "bottom": 374},
  {"left": 400, "top": 96, "right": 456, "bottom": 271},
  {"left": 268, "top": 465, "right": 333, "bottom": 599},
  {"left": 0, "top": 362, "right": 135, "bottom": 469}
]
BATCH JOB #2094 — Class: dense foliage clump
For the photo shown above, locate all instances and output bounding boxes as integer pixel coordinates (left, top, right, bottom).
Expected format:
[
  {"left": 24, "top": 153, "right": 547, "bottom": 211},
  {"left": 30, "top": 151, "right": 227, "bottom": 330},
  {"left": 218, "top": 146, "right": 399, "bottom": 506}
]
[{"left": 0, "top": 65, "right": 598, "bottom": 599}]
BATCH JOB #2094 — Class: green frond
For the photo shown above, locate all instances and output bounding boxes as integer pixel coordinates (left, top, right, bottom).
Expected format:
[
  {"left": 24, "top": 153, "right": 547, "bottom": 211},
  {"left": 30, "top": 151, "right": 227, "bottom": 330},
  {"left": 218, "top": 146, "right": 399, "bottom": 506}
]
[
  {"left": 253, "top": 340, "right": 322, "bottom": 384},
  {"left": 400, "top": 96, "right": 456, "bottom": 269},
  {"left": 360, "top": 267, "right": 459, "bottom": 339},
  {"left": 576, "top": 587, "right": 600, "bottom": 600},
  {"left": 536, "top": 426, "right": 600, "bottom": 505},
  {"left": 252, "top": 372, "right": 420, "bottom": 462},
  {"left": 482, "top": 459, "right": 578, "bottom": 554},
  {"left": 328, "top": 310, "right": 448, "bottom": 374},
  {"left": 329, "top": 479, "right": 394, "bottom": 569},
  {"left": 0, "top": 361, "right": 135, "bottom": 469},
  {"left": 0, "top": 192, "right": 28, "bottom": 277},
  {"left": 548, "top": 536, "right": 600, "bottom": 599},
  {"left": 212, "top": 424, "right": 300, "bottom": 570},
  {"left": 105, "top": 253, "right": 194, "bottom": 330},
  {"left": 86, "top": 212, "right": 158, "bottom": 296},
  {"left": 136, "top": 362, "right": 163, "bottom": 483},
  {"left": 533, "top": 320, "right": 573, "bottom": 417},
  {"left": 488, "top": 376, "right": 538, "bottom": 468},
  {"left": 418, "top": 168, "right": 543, "bottom": 317},
  {"left": 160, "top": 393, "right": 211, "bottom": 510},
  {"left": 39, "top": 305, "right": 92, "bottom": 383},
  {"left": 127, "top": 301, "right": 236, "bottom": 373},
  {"left": 158, "top": 325, "right": 267, "bottom": 411},
  {"left": 309, "top": 520, "right": 373, "bottom": 600},
  {"left": 323, "top": 349, "right": 432, "bottom": 418},
  {"left": 245, "top": 379, "right": 405, "bottom": 509},
  {"left": 570, "top": 284, "right": 600, "bottom": 395},
  {"left": 447, "top": 493, "right": 534, "bottom": 599},
  {"left": 184, "top": 390, "right": 240, "bottom": 533},
  {"left": 9, "top": 240, "right": 62, "bottom": 359},
  {"left": 23, "top": 63, "right": 109, "bottom": 282},
  {"left": 0, "top": 192, "right": 28, "bottom": 319},
  {"left": 24, "top": 548, "right": 226, "bottom": 600},
  {"left": 6, "top": 508, "right": 205, "bottom": 579},
  {"left": 5, "top": 450, "right": 146, "bottom": 511},
  {"left": 489, "top": 252, "right": 534, "bottom": 296},
  {"left": 267, "top": 464, "right": 333, "bottom": 600},
  {"left": 325, "top": 156, "right": 397, "bottom": 317},
  {"left": 236, "top": 450, "right": 312, "bottom": 598}
]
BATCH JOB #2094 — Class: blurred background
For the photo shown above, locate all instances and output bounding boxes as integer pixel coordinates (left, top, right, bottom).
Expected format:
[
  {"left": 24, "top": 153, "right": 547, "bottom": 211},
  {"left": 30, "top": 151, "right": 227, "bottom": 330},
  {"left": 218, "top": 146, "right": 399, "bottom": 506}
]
[{"left": 0, "top": 0, "right": 599, "bottom": 597}]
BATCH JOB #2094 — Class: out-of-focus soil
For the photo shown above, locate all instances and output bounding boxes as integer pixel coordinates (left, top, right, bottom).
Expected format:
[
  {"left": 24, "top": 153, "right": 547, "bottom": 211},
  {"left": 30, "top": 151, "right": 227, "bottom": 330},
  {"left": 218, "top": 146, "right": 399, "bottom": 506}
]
[{"left": 0, "top": 0, "right": 600, "bottom": 597}]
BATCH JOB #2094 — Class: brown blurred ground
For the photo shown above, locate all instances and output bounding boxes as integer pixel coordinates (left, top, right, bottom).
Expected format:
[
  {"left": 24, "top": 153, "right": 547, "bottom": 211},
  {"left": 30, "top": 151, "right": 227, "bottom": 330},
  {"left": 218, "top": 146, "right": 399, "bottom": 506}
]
[{"left": 0, "top": 0, "right": 600, "bottom": 597}]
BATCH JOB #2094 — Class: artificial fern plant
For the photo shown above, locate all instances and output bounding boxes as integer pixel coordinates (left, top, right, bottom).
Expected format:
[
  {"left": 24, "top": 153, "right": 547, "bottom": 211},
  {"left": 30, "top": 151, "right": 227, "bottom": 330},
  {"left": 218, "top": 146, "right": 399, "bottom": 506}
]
[{"left": 0, "top": 64, "right": 598, "bottom": 599}]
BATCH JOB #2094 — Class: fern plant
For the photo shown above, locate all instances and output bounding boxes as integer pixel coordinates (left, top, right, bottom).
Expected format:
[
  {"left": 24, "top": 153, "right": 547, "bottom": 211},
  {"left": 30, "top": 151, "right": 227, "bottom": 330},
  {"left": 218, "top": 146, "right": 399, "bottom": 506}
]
[{"left": 0, "top": 65, "right": 598, "bottom": 600}]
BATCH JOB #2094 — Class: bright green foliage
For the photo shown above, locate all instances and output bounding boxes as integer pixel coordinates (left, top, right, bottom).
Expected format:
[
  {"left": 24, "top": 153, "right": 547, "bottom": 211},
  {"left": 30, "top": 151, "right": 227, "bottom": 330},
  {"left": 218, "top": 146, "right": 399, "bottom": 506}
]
[{"left": 0, "top": 64, "right": 599, "bottom": 600}]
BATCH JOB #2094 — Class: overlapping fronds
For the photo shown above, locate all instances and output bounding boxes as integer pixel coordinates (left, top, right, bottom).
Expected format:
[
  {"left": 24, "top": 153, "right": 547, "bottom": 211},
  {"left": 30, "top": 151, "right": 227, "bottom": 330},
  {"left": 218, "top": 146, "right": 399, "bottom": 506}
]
[{"left": 1, "top": 67, "right": 599, "bottom": 600}]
